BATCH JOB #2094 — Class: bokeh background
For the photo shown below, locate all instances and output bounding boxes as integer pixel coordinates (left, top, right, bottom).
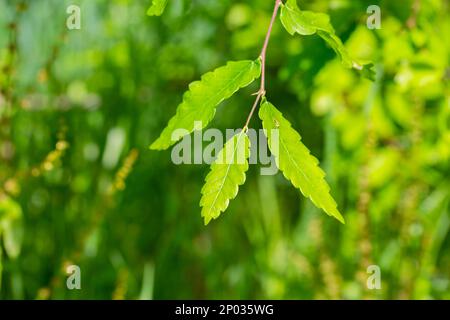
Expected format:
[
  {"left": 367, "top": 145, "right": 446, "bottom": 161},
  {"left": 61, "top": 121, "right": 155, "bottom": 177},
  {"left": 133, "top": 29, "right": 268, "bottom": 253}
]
[{"left": 0, "top": 0, "right": 448, "bottom": 299}]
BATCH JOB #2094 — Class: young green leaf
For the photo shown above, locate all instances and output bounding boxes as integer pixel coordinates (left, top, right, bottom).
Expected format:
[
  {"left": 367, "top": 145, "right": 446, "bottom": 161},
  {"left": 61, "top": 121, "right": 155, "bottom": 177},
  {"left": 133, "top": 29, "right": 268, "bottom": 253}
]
[
  {"left": 259, "top": 100, "right": 344, "bottom": 223},
  {"left": 150, "top": 60, "right": 261, "bottom": 150},
  {"left": 147, "top": 0, "right": 168, "bottom": 16},
  {"left": 200, "top": 131, "right": 251, "bottom": 225},
  {"left": 280, "top": 0, "right": 334, "bottom": 36},
  {"left": 280, "top": 0, "right": 375, "bottom": 80}
]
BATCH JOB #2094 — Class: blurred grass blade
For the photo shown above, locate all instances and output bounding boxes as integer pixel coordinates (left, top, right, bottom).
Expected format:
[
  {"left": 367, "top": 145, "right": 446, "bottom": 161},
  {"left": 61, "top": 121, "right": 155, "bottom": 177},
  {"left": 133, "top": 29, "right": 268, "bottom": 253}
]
[
  {"left": 0, "top": 196, "right": 24, "bottom": 259},
  {"left": 0, "top": 238, "right": 2, "bottom": 288},
  {"left": 139, "top": 262, "right": 155, "bottom": 300}
]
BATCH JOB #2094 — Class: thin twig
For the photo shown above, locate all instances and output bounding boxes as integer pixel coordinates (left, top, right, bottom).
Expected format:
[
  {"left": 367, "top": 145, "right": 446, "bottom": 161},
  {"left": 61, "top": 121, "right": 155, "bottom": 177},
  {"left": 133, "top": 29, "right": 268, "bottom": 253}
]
[
  {"left": 243, "top": 0, "right": 282, "bottom": 129},
  {"left": 243, "top": 92, "right": 263, "bottom": 129},
  {"left": 260, "top": 0, "right": 282, "bottom": 93}
]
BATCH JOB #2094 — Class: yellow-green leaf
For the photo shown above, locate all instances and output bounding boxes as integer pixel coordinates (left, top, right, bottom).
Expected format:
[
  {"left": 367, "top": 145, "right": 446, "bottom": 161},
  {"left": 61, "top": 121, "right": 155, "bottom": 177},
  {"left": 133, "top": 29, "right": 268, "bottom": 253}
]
[
  {"left": 280, "top": 0, "right": 375, "bottom": 81},
  {"left": 150, "top": 60, "right": 261, "bottom": 150},
  {"left": 280, "top": 0, "right": 333, "bottom": 36},
  {"left": 259, "top": 100, "right": 344, "bottom": 223},
  {"left": 147, "top": 0, "right": 168, "bottom": 17},
  {"left": 200, "top": 131, "right": 251, "bottom": 225}
]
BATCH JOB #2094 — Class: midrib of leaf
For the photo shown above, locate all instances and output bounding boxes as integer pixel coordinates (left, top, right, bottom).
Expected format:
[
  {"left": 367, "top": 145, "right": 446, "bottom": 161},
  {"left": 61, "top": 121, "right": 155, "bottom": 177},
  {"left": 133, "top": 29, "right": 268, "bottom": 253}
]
[{"left": 204, "top": 131, "right": 246, "bottom": 218}]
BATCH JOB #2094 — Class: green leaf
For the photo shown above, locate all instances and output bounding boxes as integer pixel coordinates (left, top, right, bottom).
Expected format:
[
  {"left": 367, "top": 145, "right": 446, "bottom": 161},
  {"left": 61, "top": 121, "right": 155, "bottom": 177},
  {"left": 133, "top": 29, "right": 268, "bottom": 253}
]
[
  {"left": 259, "top": 100, "right": 344, "bottom": 223},
  {"left": 280, "top": 0, "right": 334, "bottom": 36},
  {"left": 200, "top": 131, "right": 251, "bottom": 225},
  {"left": 150, "top": 60, "right": 261, "bottom": 150},
  {"left": 147, "top": 0, "right": 168, "bottom": 16},
  {"left": 280, "top": 0, "right": 375, "bottom": 80}
]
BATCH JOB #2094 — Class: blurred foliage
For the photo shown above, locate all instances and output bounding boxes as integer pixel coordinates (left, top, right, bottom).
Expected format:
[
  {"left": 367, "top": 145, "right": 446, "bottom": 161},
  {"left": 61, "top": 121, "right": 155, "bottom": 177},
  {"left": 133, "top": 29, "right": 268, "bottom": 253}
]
[{"left": 0, "top": 0, "right": 448, "bottom": 299}]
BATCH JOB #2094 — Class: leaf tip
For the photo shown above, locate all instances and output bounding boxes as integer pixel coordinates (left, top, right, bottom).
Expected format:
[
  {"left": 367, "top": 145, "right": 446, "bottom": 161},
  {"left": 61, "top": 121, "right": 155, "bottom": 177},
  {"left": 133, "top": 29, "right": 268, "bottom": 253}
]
[
  {"left": 202, "top": 212, "right": 212, "bottom": 226},
  {"left": 149, "top": 138, "right": 167, "bottom": 150},
  {"left": 333, "top": 210, "right": 345, "bottom": 224},
  {"left": 146, "top": 8, "right": 160, "bottom": 17}
]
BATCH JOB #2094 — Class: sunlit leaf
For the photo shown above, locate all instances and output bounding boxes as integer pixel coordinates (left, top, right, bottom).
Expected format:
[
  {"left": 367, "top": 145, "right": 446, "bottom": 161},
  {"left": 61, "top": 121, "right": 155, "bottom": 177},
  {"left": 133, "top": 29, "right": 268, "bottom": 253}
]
[
  {"left": 280, "top": 0, "right": 375, "bottom": 80},
  {"left": 200, "top": 131, "right": 251, "bottom": 225},
  {"left": 280, "top": 0, "right": 333, "bottom": 35},
  {"left": 259, "top": 100, "right": 344, "bottom": 223},
  {"left": 150, "top": 60, "right": 261, "bottom": 150}
]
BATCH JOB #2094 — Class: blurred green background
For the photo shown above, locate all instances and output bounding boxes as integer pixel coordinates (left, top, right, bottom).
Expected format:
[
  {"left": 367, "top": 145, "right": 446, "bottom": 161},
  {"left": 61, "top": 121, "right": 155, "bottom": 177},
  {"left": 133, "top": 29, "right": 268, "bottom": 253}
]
[{"left": 0, "top": 0, "right": 449, "bottom": 299}]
